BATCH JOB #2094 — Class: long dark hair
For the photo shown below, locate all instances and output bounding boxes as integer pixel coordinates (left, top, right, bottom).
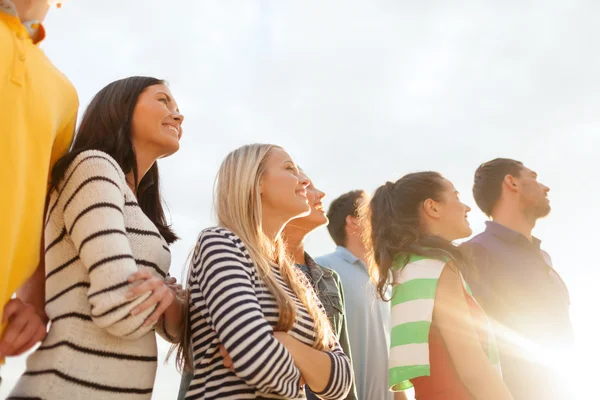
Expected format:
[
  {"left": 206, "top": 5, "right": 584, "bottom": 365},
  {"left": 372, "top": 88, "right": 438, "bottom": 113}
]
[
  {"left": 362, "top": 171, "right": 468, "bottom": 300},
  {"left": 50, "top": 76, "right": 178, "bottom": 244}
]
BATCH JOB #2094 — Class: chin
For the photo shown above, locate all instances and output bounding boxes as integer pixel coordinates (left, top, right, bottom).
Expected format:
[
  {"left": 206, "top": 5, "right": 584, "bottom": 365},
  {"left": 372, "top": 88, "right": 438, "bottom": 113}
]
[
  {"left": 455, "top": 225, "right": 472, "bottom": 240},
  {"left": 160, "top": 142, "right": 180, "bottom": 158},
  {"left": 288, "top": 201, "right": 311, "bottom": 220}
]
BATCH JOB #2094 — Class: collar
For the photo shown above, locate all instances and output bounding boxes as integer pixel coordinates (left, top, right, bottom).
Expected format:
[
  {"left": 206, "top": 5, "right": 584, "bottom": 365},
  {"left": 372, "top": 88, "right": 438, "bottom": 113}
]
[
  {"left": 335, "top": 245, "right": 363, "bottom": 265},
  {"left": 485, "top": 221, "right": 542, "bottom": 250},
  {"left": 1, "top": 0, "right": 45, "bottom": 43},
  {"left": 303, "top": 252, "right": 325, "bottom": 279}
]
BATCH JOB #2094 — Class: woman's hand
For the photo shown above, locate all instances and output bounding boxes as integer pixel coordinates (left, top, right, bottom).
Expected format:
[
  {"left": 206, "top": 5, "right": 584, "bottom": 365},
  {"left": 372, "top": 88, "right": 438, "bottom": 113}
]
[
  {"left": 164, "top": 276, "right": 186, "bottom": 299},
  {"left": 126, "top": 268, "right": 175, "bottom": 327}
]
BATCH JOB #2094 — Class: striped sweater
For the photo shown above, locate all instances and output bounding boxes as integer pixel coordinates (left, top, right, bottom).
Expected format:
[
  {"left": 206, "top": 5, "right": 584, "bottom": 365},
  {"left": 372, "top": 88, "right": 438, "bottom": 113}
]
[
  {"left": 9, "top": 150, "right": 173, "bottom": 400},
  {"left": 185, "top": 227, "right": 353, "bottom": 400}
]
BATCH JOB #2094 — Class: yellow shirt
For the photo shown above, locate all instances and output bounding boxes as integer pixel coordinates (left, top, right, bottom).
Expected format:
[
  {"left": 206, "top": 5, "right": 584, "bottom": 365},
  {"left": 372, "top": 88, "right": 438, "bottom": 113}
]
[{"left": 0, "top": 12, "right": 79, "bottom": 348}]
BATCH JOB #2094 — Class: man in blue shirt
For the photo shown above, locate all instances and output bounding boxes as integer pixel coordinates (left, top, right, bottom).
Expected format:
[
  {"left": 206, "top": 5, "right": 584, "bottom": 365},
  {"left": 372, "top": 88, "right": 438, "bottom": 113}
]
[
  {"left": 317, "top": 190, "right": 401, "bottom": 400},
  {"left": 463, "top": 158, "right": 573, "bottom": 400}
]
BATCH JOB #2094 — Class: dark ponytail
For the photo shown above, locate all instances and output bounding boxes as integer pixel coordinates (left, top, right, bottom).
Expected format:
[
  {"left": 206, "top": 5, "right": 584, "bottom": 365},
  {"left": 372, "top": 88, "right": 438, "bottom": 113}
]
[{"left": 362, "top": 172, "right": 468, "bottom": 300}]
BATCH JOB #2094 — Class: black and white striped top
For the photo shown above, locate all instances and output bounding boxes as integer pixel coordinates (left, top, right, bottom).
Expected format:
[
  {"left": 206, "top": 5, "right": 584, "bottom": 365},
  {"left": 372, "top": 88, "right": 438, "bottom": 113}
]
[
  {"left": 185, "top": 227, "right": 353, "bottom": 400},
  {"left": 9, "top": 150, "right": 173, "bottom": 400}
]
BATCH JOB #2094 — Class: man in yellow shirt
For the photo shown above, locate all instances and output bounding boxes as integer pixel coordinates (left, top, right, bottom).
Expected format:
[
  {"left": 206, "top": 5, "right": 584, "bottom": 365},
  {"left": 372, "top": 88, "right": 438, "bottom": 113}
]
[{"left": 0, "top": 0, "right": 78, "bottom": 365}]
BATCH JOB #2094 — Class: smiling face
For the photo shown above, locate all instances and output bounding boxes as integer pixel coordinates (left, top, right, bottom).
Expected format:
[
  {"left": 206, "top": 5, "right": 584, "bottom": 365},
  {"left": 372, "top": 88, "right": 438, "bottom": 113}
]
[
  {"left": 130, "top": 84, "right": 184, "bottom": 160},
  {"left": 286, "top": 171, "right": 328, "bottom": 233},
  {"left": 259, "top": 148, "right": 311, "bottom": 224},
  {"left": 434, "top": 179, "right": 472, "bottom": 240}
]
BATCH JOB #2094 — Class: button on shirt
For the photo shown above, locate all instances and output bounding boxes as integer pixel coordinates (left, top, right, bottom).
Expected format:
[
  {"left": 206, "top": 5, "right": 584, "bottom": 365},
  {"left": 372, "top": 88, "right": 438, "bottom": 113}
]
[
  {"left": 317, "top": 247, "right": 392, "bottom": 400},
  {"left": 462, "top": 221, "right": 573, "bottom": 400}
]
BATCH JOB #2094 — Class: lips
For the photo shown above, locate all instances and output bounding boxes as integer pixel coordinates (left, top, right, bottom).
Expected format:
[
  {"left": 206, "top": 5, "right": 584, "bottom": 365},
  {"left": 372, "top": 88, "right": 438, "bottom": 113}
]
[
  {"left": 163, "top": 124, "right": 180, "bottom": 138},
  {"left": 314, "top": 202, "right": 324, "bottom": 211}
]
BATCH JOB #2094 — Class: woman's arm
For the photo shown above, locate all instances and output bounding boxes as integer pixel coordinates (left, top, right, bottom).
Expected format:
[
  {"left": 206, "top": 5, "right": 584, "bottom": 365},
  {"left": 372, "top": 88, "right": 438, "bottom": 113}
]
[
  {"left": 273, "top": 331, "right": 352, "bottom": 399},
  {"left": 190, "top": 228, "right": 303, "bottom": 397},
  {"left": 62, "top": 154, "right": 173, "bottom": 338},
  {"left": 434, "top": 263, "right": 514, "bottom": 400}
]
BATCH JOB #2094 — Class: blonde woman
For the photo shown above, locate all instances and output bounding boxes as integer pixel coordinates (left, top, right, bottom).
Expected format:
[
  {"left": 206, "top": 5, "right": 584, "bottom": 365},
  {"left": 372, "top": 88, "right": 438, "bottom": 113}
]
[{"left": 179, "top": 144, "right": 353, "bottom": 399}]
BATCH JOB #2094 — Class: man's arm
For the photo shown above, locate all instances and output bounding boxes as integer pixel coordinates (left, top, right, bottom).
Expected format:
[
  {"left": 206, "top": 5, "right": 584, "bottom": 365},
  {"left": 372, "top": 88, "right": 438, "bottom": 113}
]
[{"left": 0, "top": 227, "right": 48, "bottom": 357}]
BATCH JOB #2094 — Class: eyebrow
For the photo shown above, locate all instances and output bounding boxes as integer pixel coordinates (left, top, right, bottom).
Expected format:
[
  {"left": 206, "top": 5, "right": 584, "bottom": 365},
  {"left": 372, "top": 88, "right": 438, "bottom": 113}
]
[{"left": 157, "top": 91, "right": 180, "bottom": 113}]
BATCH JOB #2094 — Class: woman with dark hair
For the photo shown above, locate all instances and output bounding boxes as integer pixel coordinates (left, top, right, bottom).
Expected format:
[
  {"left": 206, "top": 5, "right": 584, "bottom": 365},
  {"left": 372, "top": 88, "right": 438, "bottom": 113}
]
[
  {"left": 363, "top": 172, "right": 513, "bottom": 400},
  {"left": 9, "top": 76, "right": 185, "bottom": 400}
]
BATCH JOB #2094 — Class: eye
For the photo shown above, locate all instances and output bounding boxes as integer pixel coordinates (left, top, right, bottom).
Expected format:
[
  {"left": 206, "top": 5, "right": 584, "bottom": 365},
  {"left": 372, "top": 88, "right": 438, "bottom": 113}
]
[{"left": 159, "top": 97, "right": 168, "bottom": 105}]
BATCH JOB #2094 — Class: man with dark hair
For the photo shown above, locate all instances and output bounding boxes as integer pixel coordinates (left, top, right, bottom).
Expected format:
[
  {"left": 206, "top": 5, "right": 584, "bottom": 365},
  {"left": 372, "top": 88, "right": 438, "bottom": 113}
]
[
  {"left": 463, "top": 158, "right": 573, "bottom": 400},
  {"left": 317, "top": 190, "right": 399, "bottom": 400}
]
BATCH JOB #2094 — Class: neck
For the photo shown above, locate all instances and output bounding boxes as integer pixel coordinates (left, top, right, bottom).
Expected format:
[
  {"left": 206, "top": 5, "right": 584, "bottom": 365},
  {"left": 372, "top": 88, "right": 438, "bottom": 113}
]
[
  {"left": 282, "top": 225, "right": 309, "bottom": 265},
  {"left": 125, "top": 151, "right": 156, "bottom": 194},
  {"left": 12, "top": 0, "right": 50, "bottom": 22},
  {"left": 261, "top": 215, "right": 287, "bottom": 243},
  {"left": 344, "top": 237, "right": 366, "bottom": 264},
  {"left": 491, "top": 204, "right": 536, "bottom": 241}
]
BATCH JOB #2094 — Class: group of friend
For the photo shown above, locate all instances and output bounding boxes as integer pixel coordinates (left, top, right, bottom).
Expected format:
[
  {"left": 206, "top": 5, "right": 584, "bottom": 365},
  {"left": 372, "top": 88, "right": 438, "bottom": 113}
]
[{"left": 1, "top": 1, "right": 573, "bottom": 400}]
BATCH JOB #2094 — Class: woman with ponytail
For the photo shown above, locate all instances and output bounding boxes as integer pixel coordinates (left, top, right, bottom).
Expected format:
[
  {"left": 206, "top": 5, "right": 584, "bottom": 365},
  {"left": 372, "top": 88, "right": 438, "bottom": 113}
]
[
  {"left": 363, "top": 172, "right": 513, "bottom": 400},
  {"left": 178, "top": 144, "right": 353, "bottom": 400}
]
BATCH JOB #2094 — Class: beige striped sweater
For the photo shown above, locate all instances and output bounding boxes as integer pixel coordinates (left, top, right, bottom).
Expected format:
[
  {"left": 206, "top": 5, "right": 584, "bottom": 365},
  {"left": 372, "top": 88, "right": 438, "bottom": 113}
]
[{"left": 9, "top": 150, "right": 173, "bottom": 400}]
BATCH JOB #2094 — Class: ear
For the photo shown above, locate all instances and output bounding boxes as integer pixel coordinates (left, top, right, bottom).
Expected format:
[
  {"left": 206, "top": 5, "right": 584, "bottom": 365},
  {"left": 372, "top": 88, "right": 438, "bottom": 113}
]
[
  {"left": 503, "top": 174, "right": 519, "bottom": 193},
  {"left": 422, "top": 198, "right": 441, "bottom": 220},
  {"left": 346, "top": 215, "right": 359, "bottom": 232}
]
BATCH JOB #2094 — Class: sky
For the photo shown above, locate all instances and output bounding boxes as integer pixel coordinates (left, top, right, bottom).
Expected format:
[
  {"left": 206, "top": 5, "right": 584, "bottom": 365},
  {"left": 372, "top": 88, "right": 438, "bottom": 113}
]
[{"left": 2, "top": 1, "right": 600, "bottom": 399}]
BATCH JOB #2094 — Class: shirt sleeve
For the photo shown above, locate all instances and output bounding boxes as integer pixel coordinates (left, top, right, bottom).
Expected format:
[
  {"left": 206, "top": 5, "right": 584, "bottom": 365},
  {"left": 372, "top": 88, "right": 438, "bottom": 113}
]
[
  {"left": 49, "top": 108, "right": 78, "bottom": 179},
  {"left": 61, "top": 153, "right": 159, "bottom": 339},
  {"left": 189, "top": 228, "right": 303, "bottom": 397},
  {"left": 308, "top": 334, "right": 354, "bottom": 399}
]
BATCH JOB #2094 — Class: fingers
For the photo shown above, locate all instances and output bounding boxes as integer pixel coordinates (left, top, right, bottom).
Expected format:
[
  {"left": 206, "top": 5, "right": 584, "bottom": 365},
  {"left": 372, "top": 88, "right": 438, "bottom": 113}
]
[
  {"left": 0, "top": 299, "right": 47, "bottom": 357},
  {"left": 126, "top": 275, "right": 161, "bottom": 300},
  {"left": 142, "top": 289, "right": 175, "bottom": 327},
  {"left": 127, "top": 268, "right": 153, "bottom": 284},
  {"left": 131, "top": 280, "right": 168, "bottom": 315},
  {"left": 13, "top": 322, "right": 46, "bottom": 356},
  {"left": 219, "top": 345, "right": 234, "bottom": 371},
  {"left": 165, "top": 276, "right": 177, "bottom": 285},
  {"left": 1, "top": 298, "right": 22, "bottom": 324}
]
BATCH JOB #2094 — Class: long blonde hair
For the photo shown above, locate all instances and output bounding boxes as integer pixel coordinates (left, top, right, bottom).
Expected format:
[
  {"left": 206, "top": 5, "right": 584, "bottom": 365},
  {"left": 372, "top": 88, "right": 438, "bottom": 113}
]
[{"left": 175, "top": 144, "right": 333, "bottom": 370}]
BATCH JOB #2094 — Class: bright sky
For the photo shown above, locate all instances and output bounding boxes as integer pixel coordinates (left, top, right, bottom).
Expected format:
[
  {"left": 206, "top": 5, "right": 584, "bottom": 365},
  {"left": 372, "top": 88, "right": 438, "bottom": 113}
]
[{"left": 2, "top": 1, "right": 599, "bottom": 399}]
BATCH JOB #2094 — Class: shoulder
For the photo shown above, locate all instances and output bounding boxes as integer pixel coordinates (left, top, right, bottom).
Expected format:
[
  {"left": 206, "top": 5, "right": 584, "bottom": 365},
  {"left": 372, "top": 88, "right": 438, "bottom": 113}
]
[
  {"left": 194, "top": 226, "right": 249, "bottom": 257},
  {"left": 314, "top": 252, "right": 337, "bottom": 266},
  {"left": 66, "top": 150, "right": 125, "bottom": 180},
  {"left": 395, "top": 256, "right": 447, "bottom": 284}
]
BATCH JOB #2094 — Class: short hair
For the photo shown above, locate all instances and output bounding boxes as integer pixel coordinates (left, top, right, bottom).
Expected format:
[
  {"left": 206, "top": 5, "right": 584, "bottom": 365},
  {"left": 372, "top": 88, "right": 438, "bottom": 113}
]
[
  {"left": 473, "top": 158, "right": 524, "bottom": 217},
  {"left": 326, "top": 190, "right": 365, "bottom": 246}
]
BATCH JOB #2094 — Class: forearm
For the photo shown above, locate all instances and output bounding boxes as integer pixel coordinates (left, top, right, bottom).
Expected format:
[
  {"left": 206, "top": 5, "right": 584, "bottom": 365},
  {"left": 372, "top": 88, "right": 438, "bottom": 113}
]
[
  {"left": 394, "top": 391, "right": 409, "bottom": 400},
  {"left": 276, "top": 333, "right": 332, "bottom": 393},
  {"left": 16, "top": 258, "right": 48, "bottom": 324},
  {"left": 161, "top": 296, "right": 184, "bottom": 340},
  {"left": 461, "top": 366, "right": 514, "bottom": 400}
]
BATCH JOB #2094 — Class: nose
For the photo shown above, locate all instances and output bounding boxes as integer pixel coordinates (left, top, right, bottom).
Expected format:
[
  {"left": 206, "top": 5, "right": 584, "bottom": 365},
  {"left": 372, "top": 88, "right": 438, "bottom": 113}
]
[
  {"left": 465, "top": 204, "right": 471, "bottom": 212},
  {"left": 299, "top": 174, "right": 310, "bottom": 188},
  {"left": 172, "top": 111, "right": 184, "bottom": 125},
  {"left": 543, "top": 184, "right": 550, "bottom": 193},
  {"left": 319, "top": 190, "right": 326, "bottom": 200}
]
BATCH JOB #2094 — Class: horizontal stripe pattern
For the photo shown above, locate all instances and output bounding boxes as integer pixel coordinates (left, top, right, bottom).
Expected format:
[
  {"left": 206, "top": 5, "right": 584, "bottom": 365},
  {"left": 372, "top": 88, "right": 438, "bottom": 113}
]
[
  {"left": 388, "top": 255, "right": 502, "bottom": 391},
  {"left": 9, "top": 151, "right": 171, "bottom": 400},
  {"left": 185, "top": 227, "right": 352, "bottom": 400}
]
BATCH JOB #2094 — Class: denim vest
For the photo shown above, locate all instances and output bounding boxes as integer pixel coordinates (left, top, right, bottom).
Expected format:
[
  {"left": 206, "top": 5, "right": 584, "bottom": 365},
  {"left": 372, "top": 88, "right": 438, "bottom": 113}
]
[{"left": 297, "top": 253, "right": 358, "bottom": 400}]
